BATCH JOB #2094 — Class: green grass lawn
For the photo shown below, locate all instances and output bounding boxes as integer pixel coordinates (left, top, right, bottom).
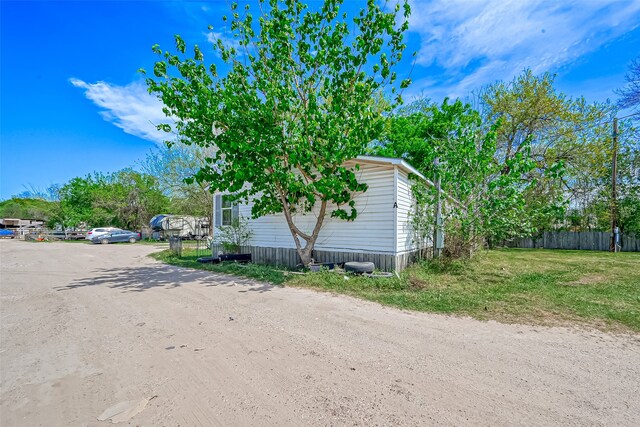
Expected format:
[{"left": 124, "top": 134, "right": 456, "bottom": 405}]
[{"left": 152, "top": 249, "right": 640, "bottom": 333}]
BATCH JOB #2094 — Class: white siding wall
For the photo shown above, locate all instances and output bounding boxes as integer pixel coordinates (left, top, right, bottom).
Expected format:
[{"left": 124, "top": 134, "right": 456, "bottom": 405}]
[
  {"left": 395, "top": 168, "right": 432, "bottom": 253},
  {"left": 396, "top": 168, "right": 415, "bottom": 253},
  {"left": 215, "top": 163, "right": 396, "bottom": 254}
]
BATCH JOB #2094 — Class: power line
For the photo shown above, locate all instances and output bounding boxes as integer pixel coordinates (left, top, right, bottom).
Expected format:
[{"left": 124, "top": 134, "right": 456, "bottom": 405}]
[
  {"left": 543, "top": 111, "right": 639, "bottom": 142},
  {"left": 617, "top": 111, "right": 640, "bottom": 120}
]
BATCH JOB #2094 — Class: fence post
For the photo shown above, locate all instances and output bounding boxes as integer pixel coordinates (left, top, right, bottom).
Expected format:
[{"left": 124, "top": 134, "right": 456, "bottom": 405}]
[{"left": 169, "top": 236, "right": 182, "bottom": 257}]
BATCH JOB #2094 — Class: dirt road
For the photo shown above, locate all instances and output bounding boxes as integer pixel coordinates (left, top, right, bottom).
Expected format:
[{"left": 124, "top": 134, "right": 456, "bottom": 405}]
[{"left": 1, "top": 240, "right": 638, "bottom": 426}]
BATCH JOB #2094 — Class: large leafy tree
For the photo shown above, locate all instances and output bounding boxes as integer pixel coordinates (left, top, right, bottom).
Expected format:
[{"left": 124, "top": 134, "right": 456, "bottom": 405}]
[
  {"left": 51, "top": 176, "right": 100, "bottom": 230},
  {"left": 616, "top": 142, "right": 640, "bottom": 234},
  {"left": 49, "top": 171, "right": 168, "bottom": 231},
  {"left": 0, "top": 197, "right": 55, "bottom": 221},
  {"left": 374, "top": 98, "right": 539, "bottom": 254},
  {"left": 141, "top": 143, "right": 214, "bottom": 231},
  {"left": 482, "top": 70, "right": 612, "bottom": 175},
  {"left": 583, "top": 132, "right": 640, "bottom": 234},
  {"left": 611, "top": 58, "right": 640, "bottom": 234},
  {"left": 93, "top": 170, "right": 169, "bottom": 231},
  {"left": 481, "top": 69, "right": 616, "bottom": 230},
  {"left": 144, "top": 0, "right": 411, "bottom": 264}
]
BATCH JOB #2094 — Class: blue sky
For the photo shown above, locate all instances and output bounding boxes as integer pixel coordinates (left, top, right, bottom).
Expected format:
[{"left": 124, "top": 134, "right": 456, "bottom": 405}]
[{"left": 1, "top": 0, "right": 639, "bottom": 201}]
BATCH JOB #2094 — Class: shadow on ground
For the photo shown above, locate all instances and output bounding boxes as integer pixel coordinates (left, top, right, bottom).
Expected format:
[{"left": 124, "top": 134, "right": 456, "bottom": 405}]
[{"left": 56, "top": 264, "right": 274, "bottom": 294}]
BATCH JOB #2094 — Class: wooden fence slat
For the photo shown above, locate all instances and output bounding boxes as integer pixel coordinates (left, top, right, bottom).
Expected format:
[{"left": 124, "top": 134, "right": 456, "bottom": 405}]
[{"left": 509, "top": 231, "right": 637, "bottom": 252}]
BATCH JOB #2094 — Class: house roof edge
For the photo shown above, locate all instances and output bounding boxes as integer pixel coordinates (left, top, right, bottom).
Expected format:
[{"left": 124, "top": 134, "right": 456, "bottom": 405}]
[{"left": 354, "top": 155, "right": 428, "bottom": 182}]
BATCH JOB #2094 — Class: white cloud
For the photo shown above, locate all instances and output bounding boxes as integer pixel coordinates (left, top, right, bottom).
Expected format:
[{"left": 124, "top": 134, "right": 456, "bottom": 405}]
[
  {"left": 407, "top": 0, "right": 640, "bottom": 99},
  {"left": 206, "top": 31, "right": 243, "bottom": 52},
  {"left": 70, "top": 78, "right": 173, "bottom": 144}
]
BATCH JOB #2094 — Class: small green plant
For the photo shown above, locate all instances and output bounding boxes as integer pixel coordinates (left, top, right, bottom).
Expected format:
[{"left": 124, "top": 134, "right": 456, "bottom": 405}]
[{"left": 217, "top": 217, "right": 252, "bottom": 253}]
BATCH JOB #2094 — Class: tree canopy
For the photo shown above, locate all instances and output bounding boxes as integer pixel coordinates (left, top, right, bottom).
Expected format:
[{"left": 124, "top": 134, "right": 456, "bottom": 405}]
[
  {"left": 141, "top": 143, "right": 214, "bottom": 231},
  {"left": 373, "top": 98, "right": 540, "bottom": 254},
  {"left": 0, "top": 198, "right": 54, "bottom": 221},
  {"left": 480, "top": 70, "right": 622, "bottom": 232},
  {"left": 144, "top": 0, "right": 411, "bottom": 264},
  {"left": 48, "top": 170, "right": 168, "bottom": 231},
  {"left": 372, "top": 68, "right": 639, "bottom": 253}
]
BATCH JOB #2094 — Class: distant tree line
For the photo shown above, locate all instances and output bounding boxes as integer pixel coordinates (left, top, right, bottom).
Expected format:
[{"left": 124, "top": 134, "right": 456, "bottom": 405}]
[
  {"left": 1, "top": 148, "right": 215, "bottom": 233},
  {"left": 4, "top": 66, "right": 637, "bottom": 246},
  {"left": 4, "top": 67, "right": 637, "bottom": 247},
  {"left": 371, "top": 68, "right": 639, "bottom": 255},
  {"left": 1, "top": 170, "right": 166, "bottom": 231}
]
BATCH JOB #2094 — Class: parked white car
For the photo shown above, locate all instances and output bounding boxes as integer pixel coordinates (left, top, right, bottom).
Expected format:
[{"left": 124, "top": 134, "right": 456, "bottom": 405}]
[{"left": 85, "top": 227, "right": 119, "bottom": 240}]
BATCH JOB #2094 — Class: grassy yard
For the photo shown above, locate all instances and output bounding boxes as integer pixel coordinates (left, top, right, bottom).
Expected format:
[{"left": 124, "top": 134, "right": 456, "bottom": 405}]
[{"left": 152, "top": 249, "right": 640, "bottom": 332}]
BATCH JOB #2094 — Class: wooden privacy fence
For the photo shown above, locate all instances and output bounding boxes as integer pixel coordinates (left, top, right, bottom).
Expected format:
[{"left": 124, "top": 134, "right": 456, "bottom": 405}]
[{"left": 509, "top": 231, "right": 639, "bottom": 252}]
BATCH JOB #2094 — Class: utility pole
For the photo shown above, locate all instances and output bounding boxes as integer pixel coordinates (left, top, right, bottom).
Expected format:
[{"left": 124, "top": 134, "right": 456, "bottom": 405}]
[
  {"left": 433, "top": 158, "right": 444, "bottom": 258},
  {"left": 610, "top": 118, "right": 618, "bottom": 252}
]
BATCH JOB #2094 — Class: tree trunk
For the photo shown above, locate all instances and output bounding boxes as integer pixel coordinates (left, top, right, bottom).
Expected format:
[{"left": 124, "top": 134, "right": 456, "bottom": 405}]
[
  {"left": 298, "top": 246, "right": 313, "bottom": 266},
  {"left": 282, "top": 200, "right": 327, "bottom": 267}
]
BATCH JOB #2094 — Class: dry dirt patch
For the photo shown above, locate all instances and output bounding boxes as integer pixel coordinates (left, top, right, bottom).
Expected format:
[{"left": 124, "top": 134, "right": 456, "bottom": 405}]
[
  {"left": 566, "top": 274, "right": 606, "bottom": 286},
  {"left": 1, "top": 240, "right": 639, "bottom": 426}
]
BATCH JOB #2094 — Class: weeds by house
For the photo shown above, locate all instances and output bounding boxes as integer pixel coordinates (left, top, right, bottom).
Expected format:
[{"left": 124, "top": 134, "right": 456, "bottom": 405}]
[
  {"left": 151, "top": 249, "right": 288, "bottom": 285},
  {"left": 152, "top": 248, "right": 640, "bottom": 332}
]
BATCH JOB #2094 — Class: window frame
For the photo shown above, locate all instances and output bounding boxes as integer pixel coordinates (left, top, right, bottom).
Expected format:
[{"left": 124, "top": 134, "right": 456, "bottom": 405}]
[
  {"left": 221, "top": 196, "right": 233, "bottom": 226},
  {"left": 215, "top": 194, "right": 240, "bottom": 227}
]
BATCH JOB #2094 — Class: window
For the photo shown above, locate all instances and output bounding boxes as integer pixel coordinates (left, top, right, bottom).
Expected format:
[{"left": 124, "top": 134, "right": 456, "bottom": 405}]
[
  {"left": 215, "top": 194, "right": 239, "bottom": 227},
  {"left": 221, "top": 196, "right": 233, "bottom": 226}
]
